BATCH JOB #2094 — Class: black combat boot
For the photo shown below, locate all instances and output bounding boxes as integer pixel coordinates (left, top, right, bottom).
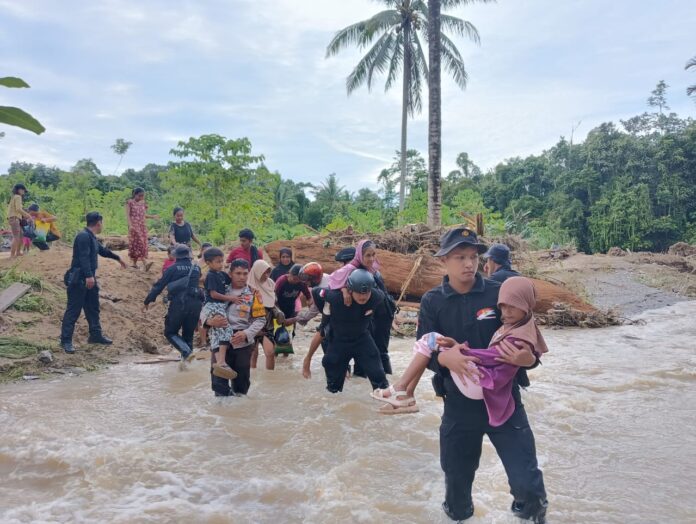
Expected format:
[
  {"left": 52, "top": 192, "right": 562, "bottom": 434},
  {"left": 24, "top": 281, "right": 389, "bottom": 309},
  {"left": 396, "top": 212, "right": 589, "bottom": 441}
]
[{"left": 88, "top": 333, "right": 113, "bottom": 345}]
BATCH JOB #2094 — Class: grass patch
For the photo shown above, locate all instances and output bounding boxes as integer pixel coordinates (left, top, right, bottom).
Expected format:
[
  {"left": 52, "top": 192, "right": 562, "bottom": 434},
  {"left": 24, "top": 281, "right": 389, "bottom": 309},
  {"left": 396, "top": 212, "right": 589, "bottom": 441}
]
[
  {"left": 12, "top": 294, "right": 52, "bottom": 313},
  {"left": 0, "top": 337, "right": 51, "bottom": 359},
  {"left": 0, "top": 267, "right": 59, "bottom": 294}
]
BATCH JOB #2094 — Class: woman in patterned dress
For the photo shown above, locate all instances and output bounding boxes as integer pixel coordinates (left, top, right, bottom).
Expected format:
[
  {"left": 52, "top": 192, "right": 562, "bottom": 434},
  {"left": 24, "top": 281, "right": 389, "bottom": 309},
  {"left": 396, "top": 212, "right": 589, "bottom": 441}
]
[{"left": 125, "top": 187, "right": 159, "bottom": 271}]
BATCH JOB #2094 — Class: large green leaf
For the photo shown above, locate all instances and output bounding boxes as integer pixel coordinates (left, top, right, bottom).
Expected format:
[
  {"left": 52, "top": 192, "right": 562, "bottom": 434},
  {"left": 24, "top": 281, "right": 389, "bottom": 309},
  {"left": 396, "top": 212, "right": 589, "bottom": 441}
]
[
  {"left": 0, "top": 77, "right": 30, "bottom": 88},
  {"left": 0, "top": 106, "right": 46, "bottom": 134}
]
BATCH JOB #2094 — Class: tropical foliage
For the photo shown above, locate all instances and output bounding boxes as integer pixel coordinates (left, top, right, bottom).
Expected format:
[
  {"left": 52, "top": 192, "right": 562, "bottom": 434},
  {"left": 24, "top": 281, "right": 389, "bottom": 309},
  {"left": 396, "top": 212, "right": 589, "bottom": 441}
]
[{"left": 2, "top": 83, "right": 695, "bottom": 253}]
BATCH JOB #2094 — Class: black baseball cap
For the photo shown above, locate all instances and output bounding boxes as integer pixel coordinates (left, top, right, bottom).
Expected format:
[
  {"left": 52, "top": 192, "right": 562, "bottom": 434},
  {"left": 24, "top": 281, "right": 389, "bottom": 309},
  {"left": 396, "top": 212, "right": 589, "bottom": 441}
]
[
  {"left": 173, "top": 244, "right": 192, "bottom": 259},
  {"left": 482, "top": 243, "right": 511, "bottom": 265},
  {"left": 435, "top": 227, "right": 487, "bottom": 257},
  {"left": 335, "top": 247, "right": 356, "bottom": 263}
]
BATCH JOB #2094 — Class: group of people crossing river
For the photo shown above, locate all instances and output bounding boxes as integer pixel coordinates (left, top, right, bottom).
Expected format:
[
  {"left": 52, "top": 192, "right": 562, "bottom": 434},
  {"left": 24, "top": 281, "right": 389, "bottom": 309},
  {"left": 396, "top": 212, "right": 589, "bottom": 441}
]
[{"left": 55, "top": 202, "right": 549, "bottom": 524}]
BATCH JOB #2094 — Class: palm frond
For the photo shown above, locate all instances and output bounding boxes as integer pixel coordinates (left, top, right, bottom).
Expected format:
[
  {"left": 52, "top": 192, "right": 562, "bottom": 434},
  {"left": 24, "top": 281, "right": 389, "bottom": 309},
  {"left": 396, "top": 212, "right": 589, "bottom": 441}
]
[
  {"left": 406, "top": 34, "right": 427, "bottom": 115},
  {"left": 384, "top": 32, "right": 405, "bottom": 92},
  {"left": 346, "top": 31, "right": 397, "bottom": 94},
  {"left": 442, "top": 0, "right": 497, "bottom": 8},
  {"left": 686, "top": 56, "right": 696, "bottom": 70},
  {"left": 326, "top": 21, "right": 371, "bottom": 57},
  {"left": 441, "top": 14, "right": 480, "bottom": 44},
  {"left": 366, "top": 32, "right": 398, "bottom": 90},
  {"left": 440, "top": 33, "right": 469, "bottom": 89},
  {"left": 688, "top": 85, "right": 696, "bottom": 96},
  {"left": 364, "top": 9, "right": 401, "bottom": 39}
]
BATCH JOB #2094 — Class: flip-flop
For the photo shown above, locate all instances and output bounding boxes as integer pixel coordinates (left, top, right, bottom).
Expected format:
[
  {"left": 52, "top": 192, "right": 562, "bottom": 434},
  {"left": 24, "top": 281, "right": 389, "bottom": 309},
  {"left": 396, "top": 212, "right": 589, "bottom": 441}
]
[
  {"left": 378, "top": 402, "right": 419, "bottom": 415},
  {"left": 212, "top": 364, "right": 238, "bottom": 380},
  {"left": 370, "top": 387, "right": 414, "bottom": 408}
]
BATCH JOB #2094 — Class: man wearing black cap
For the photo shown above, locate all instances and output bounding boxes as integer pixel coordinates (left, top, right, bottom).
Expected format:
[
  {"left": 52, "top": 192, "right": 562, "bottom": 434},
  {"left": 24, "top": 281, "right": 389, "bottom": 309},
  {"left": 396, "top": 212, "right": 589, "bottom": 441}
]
[
  {"left": 60, "top": 212, "right": 127, "bottom": 354},
  {"left": 418, "top": 228, "right": 547, "bottom": 523},
  {"left": 143, "top": 244, "right": 203, "bottom": 362},
  {"left": 483, "top": 243, "right": 521, "bottom": 283}
]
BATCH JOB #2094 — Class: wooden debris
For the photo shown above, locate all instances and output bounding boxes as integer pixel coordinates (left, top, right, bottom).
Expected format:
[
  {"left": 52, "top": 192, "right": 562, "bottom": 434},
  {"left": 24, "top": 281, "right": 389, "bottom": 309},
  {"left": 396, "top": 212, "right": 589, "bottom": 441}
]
[
  {"left": 0, "top": 283, "right": 31, "bottom": 313},
  {"left": 537, "top": 302, "right": 635, "bottom": 328},
  {"left": 134, "top": 356, "right": 181, "bottom": 364},
  {"left": 266, "top": 238, "right": 597, "bottom": 314}
]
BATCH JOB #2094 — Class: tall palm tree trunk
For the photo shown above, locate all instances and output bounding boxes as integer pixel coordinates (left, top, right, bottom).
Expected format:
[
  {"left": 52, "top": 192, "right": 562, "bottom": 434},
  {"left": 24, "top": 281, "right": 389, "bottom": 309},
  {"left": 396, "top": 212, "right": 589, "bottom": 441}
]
[
  {"left": 427, "top": 0, "right": 442, "bottom": 228},
  {"left": 398, "top": 22, "right": 412, "bottom": 218}
]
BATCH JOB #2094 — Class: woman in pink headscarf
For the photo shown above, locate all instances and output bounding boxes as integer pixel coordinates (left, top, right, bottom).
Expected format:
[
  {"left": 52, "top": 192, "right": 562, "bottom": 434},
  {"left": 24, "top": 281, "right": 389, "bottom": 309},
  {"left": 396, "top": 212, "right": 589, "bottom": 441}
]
[{"left": 328, "top": 239, "right": 395, "bottom": 375}]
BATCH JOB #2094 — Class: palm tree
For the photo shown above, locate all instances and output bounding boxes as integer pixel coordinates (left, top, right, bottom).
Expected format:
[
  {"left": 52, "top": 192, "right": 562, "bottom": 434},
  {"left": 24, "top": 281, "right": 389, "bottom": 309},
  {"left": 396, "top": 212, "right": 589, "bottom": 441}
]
[
  {"left": 326, "top": 0, "right": 484, "bottom": 216},
  {"left": 427, "top": 0, "right": 442, "bottom": 227},
  {"left": 687, "top": 56, "right": 696, "bottom": 97},
  {"left": 427, "top": 0, "right": 494, "bottom": 227}
]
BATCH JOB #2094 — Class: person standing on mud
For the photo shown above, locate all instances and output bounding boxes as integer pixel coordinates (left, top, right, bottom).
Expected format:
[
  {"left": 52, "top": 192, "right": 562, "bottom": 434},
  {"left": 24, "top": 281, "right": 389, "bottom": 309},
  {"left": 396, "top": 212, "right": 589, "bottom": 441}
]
[
  {"left": 125, "top": 187, "right": 159, "bottom": 271},
  {"left": 142, "top": 244, "right": 203, "bottom": 363},
  {"left": 6, "top": 183, "right": 32, "bottom": 259},
  {"left": 483, "top": 243, "right": 520, "bottom": 283},
  {"left": 60, "top": 212, "right": 127, "bottom": 354},
  {"left": 205, "top": 259, "right": 267, "bottom": 396},
  {"left": 419, "top": 228, "right": 547, "bottom": 523}
]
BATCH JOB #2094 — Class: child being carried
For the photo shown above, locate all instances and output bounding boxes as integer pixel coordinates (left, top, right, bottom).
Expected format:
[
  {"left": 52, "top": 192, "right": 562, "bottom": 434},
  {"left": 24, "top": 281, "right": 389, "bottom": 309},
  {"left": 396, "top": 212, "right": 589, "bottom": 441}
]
[
  {"left": 201, "top": 247, "right": 239, "bottom": 381},
  {"left": 371, "top": 277, "right": 548, "bottom": 425}
]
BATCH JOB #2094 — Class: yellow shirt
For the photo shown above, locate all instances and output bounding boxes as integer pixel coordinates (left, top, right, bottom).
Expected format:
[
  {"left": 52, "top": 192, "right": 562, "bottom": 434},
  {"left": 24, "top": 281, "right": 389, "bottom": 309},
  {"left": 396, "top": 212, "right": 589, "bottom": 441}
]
[{"left": 7, "top": 194, "right": 29, "bottom": 219}]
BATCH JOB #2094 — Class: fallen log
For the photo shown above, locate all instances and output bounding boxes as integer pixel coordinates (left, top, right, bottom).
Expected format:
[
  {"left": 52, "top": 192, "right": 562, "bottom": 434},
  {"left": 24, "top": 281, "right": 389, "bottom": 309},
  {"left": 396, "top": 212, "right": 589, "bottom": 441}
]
[{"left": 265, "top": 238, "right": 596, "bottom": 314}]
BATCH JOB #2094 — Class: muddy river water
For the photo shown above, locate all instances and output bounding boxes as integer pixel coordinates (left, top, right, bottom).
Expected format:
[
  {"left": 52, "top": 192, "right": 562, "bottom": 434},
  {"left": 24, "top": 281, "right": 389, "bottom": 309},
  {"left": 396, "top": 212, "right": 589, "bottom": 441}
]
[{"left": 1, "top": 301, "right": 695, "bottom": 523}]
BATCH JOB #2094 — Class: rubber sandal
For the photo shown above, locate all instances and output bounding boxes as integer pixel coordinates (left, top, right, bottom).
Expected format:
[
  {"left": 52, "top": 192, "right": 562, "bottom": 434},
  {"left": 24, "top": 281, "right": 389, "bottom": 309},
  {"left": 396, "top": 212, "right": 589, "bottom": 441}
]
[
  {"left": 370, "top": 387, "right": 414, "bottom": 408},
  {"left": 213, "top": 364, "right": 238, "bottom": 380},
  {"left": 378, "top": 402, "right": 419, "bottom": 415}
]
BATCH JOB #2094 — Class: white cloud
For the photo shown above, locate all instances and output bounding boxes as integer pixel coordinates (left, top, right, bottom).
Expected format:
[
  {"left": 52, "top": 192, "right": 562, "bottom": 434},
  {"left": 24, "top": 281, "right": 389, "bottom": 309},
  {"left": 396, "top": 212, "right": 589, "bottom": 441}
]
[{"left": 1, "top": 0, "right": 695, "bottom": 194}]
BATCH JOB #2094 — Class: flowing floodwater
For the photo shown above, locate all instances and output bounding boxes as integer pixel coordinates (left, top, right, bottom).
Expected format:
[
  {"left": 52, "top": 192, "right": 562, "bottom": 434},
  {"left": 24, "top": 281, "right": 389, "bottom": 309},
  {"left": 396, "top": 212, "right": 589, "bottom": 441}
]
[{"left": 1, "top": 301, "right": 695, "bottom": 523}]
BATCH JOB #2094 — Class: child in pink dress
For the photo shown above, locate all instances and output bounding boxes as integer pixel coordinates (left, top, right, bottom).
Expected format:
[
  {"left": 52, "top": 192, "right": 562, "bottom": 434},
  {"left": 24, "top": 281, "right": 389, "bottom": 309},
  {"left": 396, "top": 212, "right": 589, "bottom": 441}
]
[{"left": 372, "top": 277, "right": 549, "bottom": 425}]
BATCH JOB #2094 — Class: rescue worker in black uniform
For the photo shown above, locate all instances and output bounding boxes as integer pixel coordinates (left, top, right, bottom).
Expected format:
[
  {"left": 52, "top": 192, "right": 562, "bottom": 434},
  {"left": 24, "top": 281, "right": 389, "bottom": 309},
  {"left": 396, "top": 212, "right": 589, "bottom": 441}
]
[
  {"left": 321, "top": 269, "right": 389, "bottom": 393},
  {"left": 418, "top": 228, "right": 547, "bottom": 523},
  {"left": 143, "top": 244, "right": 203, "bottom": 361},
  {"left": 482, "top": 243, "right": 520, "bottom": 283},
  {"left": 60, "top": 211, "right": 126, "bottom": 354}
]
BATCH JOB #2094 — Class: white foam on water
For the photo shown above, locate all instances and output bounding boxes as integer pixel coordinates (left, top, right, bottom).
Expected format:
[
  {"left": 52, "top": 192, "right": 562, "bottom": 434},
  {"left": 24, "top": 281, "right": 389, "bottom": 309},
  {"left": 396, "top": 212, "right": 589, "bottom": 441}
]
[{"left": 1, "top": 301, "right": 696, "bottom": 523}]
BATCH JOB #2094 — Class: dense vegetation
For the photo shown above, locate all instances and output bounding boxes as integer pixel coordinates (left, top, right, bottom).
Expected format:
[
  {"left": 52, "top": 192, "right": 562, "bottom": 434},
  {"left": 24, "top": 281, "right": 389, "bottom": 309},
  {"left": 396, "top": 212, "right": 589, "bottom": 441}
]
[{"left": 2, "top": 85, "right": 694, "bottom": 253}]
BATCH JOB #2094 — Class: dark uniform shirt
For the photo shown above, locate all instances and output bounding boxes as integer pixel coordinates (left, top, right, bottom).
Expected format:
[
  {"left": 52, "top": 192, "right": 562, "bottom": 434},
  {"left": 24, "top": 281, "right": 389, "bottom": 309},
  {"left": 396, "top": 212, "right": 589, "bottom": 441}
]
[
  {"left": 169, "top": 222, "right": 194, "bottom": 245},
  {"left": 69, "top": 227, "right": 120, "bottom": 278},
  {"left": 144, "top": 260, "right": 202, "bottom": 305},
  {"left": 417, "top": 273, "right": 536, "bottom": 406},
  {"left": 325, "top": 288, "right": 384, "bottom": 342},
  {"left": 489, "top": 266, "right": 521, "bottom": 283}
]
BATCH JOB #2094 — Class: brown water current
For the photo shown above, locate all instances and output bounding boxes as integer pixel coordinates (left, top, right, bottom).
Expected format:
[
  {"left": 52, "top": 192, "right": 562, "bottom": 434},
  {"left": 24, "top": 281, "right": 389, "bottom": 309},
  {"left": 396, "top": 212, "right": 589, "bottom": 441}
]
[{"left": 1, "top": 301, "right": 695, "bottom": 523}]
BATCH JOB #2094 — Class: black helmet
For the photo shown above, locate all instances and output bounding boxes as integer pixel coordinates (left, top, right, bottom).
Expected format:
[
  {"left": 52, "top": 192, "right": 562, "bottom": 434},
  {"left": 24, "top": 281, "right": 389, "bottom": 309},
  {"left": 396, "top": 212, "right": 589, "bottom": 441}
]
[{"left": 347, "top": 269, "right": 375, "bottom": 293}]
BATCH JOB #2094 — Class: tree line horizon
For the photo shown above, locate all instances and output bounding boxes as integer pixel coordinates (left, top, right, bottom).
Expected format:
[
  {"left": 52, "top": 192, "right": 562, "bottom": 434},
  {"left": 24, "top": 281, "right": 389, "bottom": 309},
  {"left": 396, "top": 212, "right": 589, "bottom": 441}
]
[{"left": 1, "top": 81, "right": 694, "bottom": 255}]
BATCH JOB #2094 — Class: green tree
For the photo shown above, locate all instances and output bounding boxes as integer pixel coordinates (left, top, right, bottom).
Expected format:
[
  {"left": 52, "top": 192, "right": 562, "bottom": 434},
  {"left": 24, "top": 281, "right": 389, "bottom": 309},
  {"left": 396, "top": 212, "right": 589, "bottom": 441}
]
[
  {"left": 0, "top": 77, "right": 45, "bottom": 135},
  {"left": 111, "top": 138, "right": 133, "bottom": 176},
  {"left": 647, "top": 80, "right": 669, "bottom": 114},
  {"left": 686, "top": 56, "right": 696, "bottom": 98},
  {"left": 326, "top": 0, "right": 482, "bottom": 215}
]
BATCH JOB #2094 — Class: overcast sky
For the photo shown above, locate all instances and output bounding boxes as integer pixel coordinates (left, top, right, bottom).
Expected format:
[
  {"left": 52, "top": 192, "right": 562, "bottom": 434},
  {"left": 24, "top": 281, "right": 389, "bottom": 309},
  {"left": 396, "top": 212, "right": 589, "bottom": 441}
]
[{"left": 1, "top": 0, "right": 695, "bottom": 191}]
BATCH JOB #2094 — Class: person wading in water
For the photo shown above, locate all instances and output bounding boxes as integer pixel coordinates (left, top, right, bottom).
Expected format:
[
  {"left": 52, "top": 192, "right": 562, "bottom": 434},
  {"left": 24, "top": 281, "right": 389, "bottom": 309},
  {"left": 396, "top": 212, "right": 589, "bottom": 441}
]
[{"left": 418, "top": 228, "right": 547, "bottom": 523}]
